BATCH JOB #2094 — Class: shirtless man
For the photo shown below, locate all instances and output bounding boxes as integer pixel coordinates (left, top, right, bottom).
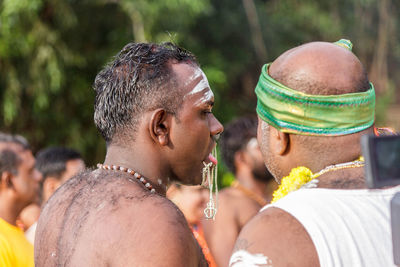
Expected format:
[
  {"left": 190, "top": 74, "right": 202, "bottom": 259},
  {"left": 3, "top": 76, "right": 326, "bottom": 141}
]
[
  {"left": 35, "top": 42, "right": 223, "bottom": 266},
  {"left": 0, "top": 133, "right": 42, "bottom": 267},
  {"left": 230, "top": 40, "right": 400, "bottom": 266},
  {"left": 19, "top": 147, "right": 85, "bottom": 244},
  {"left": 202, "top": 116, "right": 276, "bottom": 266}
]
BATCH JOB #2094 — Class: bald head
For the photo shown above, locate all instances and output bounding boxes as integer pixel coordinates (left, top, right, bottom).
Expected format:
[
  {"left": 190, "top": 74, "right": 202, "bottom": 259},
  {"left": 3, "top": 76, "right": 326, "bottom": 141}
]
[
  {"left": 269, "top": 42, "right": 370, "bottom": 95},
  {"left": 257, "top": 42, "right": 374, "bottom": 178}
]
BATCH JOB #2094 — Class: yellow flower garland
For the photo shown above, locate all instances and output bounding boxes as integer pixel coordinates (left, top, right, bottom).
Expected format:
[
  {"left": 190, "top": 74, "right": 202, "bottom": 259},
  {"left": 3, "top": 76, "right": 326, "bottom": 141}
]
[
  {"left": 271, "top": 167, "right": 314, "bottom": 203},
  {"left": 271, "top": 157, "right": 364, "bottom": 203}
]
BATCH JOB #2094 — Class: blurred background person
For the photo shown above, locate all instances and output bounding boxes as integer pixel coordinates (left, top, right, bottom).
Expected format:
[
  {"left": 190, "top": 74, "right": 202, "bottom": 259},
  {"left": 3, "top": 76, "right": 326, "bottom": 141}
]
[
  {"left": 167, "top": 183, "right": 217, "bottom": 267},
  {"left": 202, "top": 116, "right": 277, "bottom": 266},
  {"left": 0, "top": 132, "right": 42, "bottom": 267},
  {"left": 18, "top": 147, "right": 85, "bottom": 244},
  {"left": 17, "top": 203, "right": 41, "bottom": 233}
]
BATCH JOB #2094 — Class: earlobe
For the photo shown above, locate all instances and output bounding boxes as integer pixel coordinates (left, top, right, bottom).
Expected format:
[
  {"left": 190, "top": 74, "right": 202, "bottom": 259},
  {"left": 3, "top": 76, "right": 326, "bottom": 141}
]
[
  {"left": 0, "top": 172, "right": 13, "bottom": 190},
  {"left": 149, "top": 109, "right": 170, "bottom": 146}
]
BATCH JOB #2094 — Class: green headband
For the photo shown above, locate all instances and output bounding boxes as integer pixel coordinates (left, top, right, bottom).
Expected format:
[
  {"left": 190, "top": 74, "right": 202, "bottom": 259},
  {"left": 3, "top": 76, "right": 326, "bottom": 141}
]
[{"left": 255, "top": 64, "right": 375, "bottom": 136}]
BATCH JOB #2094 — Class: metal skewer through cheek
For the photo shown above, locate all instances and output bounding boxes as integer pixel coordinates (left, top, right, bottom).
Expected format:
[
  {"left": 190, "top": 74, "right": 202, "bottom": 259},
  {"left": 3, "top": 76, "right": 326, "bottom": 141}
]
[{"left": 203, "top": 146, "right": 218, "bottom": 220}]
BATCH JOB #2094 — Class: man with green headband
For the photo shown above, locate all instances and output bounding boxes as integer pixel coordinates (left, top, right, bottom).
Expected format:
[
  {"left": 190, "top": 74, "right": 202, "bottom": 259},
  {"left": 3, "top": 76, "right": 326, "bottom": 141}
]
[{"left": 229, "top": 40, "right": 400, "bottom": 267}]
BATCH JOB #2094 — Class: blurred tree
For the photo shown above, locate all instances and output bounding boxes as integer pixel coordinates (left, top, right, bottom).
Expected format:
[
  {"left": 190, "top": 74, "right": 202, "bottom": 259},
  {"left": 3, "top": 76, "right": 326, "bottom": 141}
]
[
  {"left": 0, "top": 0, "right": 399, "bottom": 175},
  {"left": 0, "top": 0, "right": 210, "bottom": 165}
]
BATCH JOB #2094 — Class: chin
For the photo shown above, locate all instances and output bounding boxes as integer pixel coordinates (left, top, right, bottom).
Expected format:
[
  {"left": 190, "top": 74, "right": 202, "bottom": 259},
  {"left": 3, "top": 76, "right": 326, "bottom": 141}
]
[
  {"left": 190, "top": 175, "right": 203, "bottom": 186},
  {"left": 180, "top": 174, "right": 202, "bottom": 186}
]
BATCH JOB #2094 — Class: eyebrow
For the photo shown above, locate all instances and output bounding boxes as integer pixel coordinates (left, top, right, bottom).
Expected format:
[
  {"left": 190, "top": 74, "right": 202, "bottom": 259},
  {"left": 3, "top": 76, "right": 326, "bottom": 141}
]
[{"left": 205, "top": 100, "right": 214, "bottom": 107}]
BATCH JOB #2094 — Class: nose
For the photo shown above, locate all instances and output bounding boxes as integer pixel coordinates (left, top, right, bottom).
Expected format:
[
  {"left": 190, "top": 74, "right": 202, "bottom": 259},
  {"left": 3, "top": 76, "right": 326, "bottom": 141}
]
[{"left": 210, "top": 115, "right": 224, "bottom": 139}]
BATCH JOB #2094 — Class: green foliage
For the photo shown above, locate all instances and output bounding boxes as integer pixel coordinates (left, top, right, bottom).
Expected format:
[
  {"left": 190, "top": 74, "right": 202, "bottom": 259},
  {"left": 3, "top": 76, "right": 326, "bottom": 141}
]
[
  {"left": 221, "top": 172, "right": 235, "bottom": 188},
  {"left": 0, "top": 0, "right": 399, "bottom": 172},
  {"left": 375, "top": 81, "right": 396, "bottom": 125}
]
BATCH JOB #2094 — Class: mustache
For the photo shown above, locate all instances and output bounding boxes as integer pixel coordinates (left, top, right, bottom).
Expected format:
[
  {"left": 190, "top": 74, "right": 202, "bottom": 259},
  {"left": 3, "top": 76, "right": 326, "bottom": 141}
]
[{"left": 212, "top": 133, "right": 221, "bottom": 142}]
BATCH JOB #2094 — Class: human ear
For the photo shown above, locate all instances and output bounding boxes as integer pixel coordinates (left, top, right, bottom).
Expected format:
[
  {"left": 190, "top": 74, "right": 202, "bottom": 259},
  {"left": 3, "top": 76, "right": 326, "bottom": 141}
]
[
  {"left": 43, "top": 177, "right": 59, "bottom": 196},
  {"left": 0, "top": 171, "right": 13, "bottom": 190},
  {"left": 270, "top": 127, "right": 290, "bottom": 156},
  {"left": 234, "top": 150, "right": 247, "bottom": 166},
  {"left": 149, "top": 109, "right": 170, "bottom": 146}
]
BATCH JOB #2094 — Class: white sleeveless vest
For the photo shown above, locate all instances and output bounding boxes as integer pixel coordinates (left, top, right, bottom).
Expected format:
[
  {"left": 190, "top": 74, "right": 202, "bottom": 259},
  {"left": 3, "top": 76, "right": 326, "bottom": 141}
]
[{"left": 262, "top": 186, "right": 400, "bottom": 267}]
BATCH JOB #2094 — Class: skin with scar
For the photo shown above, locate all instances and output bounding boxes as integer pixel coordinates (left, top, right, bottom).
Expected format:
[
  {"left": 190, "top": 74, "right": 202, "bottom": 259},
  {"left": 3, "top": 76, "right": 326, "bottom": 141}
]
[{"left": 34, "top": 43, "right": 223, "bottom": 267}]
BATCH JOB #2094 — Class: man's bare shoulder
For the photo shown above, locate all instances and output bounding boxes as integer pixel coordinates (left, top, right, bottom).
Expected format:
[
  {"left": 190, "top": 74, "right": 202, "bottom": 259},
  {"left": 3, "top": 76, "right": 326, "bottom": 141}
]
[
  {"left": 232, "top": 207, "right": 319, "bottom": 267},
  {"left": 35, "top": 170, "right": 206, "bottom": 267},
  {"left": 218, "top": 186, "right": 262, "bottom": 221},
  {"left": 89, "top": 192, "right": 205, "bottom": 266},
  {"left": 219, "top": 186, "right": 261, "bottom": 206}
]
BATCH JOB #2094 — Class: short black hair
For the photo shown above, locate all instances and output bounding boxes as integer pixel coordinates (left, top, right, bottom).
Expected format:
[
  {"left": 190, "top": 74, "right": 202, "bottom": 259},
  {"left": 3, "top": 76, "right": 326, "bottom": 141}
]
[
  {"left": 93, "top": 42, "right": 198, "bottom": 144},
  {"left": 220, "top": 116, "right": 258, "bottom": 174},
  {"left": 35, "top": 147, "right": 82, "bottom": 180},
  {"left": 0, "top": 132, "right": 30, "bottom": 175}
]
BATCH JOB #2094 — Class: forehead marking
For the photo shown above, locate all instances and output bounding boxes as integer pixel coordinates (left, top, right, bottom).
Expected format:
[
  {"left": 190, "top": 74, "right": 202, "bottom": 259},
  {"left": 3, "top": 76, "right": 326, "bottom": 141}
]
[
  {"left": 193, "top": 89, "right": 214, "bottom": 106},
  {"left": 183, "top": 68, "right": 214, "bottom": 106},
  {"left": 184, "top": 67, "right": 203, "bottom": 87},
  {"left": 185, "top": 69, "right": 210, "bottom": 98}
]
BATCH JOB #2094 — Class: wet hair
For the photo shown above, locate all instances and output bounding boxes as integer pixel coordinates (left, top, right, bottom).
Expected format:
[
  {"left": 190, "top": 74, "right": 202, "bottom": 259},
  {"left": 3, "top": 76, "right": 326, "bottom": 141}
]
[
  {"left": 0, "top": 132, "right": 30, "bottom": 175},
  {"left": 220, "top": 116, "right": 258, "bottom": 174},
  {"left": 35, "top": 147, "right": 83, "bottom": 180},
  {"left": 93, "top": 42, "right": 198, "bottom": 144}
]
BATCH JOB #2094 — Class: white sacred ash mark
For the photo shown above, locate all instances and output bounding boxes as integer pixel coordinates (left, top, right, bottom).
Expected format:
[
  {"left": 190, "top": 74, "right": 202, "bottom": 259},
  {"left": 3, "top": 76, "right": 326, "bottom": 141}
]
[
  {"left": 184, "top": 67, "right": 203, "bottom": 87},
  {"left": 229, "top": 250, "right": 273, "bottom": 267},
  {"left": 183, "top": 67, "right": 214, "bottom": 107},
  {"left": 185, "top": 69, "right": 210, "bottom": 96}
]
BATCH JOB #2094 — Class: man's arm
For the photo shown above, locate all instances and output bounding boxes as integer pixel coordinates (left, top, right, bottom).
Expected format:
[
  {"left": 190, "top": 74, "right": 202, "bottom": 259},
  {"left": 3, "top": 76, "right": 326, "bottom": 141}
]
[{"left": 230, "top": 207, "right": 319, "bottom": 267}]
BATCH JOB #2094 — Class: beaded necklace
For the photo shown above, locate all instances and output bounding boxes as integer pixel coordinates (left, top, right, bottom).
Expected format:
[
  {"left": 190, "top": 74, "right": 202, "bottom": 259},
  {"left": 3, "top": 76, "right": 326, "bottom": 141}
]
[{"left": 97, "top": 164, "right": 157, "bottom": 193}]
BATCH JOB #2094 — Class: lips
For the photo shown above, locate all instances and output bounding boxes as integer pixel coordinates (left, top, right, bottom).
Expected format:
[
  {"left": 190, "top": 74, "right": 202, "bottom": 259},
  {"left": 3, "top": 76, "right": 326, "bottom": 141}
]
[
  {"left": 203, "top": 140, "right": 218, "bottom": 165},
  {"left": 203, "top": 152, "right": 218, "bottom": 166},
  {"left": 208, "top": 153, "right": 218, "bottom": 165}
]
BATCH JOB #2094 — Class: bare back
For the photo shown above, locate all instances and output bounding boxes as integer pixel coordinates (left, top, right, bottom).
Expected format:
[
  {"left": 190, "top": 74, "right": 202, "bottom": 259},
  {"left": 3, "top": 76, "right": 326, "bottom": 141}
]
[
  {"left": 203, "top": 187, "right": 264, "bottom": 266},
  {"left": 35, "top": 169, "right": 207, "bottom": 267}
]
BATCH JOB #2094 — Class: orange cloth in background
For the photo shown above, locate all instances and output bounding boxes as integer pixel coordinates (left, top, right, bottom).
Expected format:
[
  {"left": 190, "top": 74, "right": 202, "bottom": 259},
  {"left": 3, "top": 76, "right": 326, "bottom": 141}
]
[{"left": 191, "top": 224, "right": 217, "bottom": 267}]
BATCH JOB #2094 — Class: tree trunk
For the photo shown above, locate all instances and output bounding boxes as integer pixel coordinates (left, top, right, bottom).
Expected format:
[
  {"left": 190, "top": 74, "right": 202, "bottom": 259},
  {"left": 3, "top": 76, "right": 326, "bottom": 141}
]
[
  {"left": 130, "top": 8, "right": 146, "bottom": 42},
  {"left": 242, "top": 0, "right": 267, "bottom": 61},
  {"left": 369, "top": 0, "right": 390, "bottom": 94}
]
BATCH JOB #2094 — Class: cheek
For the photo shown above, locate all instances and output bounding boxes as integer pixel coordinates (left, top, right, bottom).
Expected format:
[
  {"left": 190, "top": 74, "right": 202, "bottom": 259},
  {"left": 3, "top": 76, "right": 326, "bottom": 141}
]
[
  {"left": 15, "top": 177, "right": 32, "bottom": 196},
  {"left": 257, "top": 120, "right": 272, "bottom": 159},
  {"left": 188, "top": 121, "right": 210, "bottom": 151},
  {"left": 257, "top": 134, "right": 268, "bottom": 160}
]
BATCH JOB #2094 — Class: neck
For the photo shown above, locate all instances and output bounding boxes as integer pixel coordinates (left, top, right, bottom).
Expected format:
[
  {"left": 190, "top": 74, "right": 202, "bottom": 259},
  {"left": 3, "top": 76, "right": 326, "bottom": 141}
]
[
  {"left": 308, "top": 153, "right": 362, "bottom": 174},
  {"left": 235, "top": 170, "right": 275, "bottom": 199},
  {"left": 316, "top": 165, "right": 367, "bottom": 189},
  {"left": 293, "top": 131, "right": 368, "bottom": 174},
  {"left": 104, "top": 143, "right": 169, "bottom": 196},
  {"left": 0, "top": 195, "right": 23, "bottom": 226}
]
